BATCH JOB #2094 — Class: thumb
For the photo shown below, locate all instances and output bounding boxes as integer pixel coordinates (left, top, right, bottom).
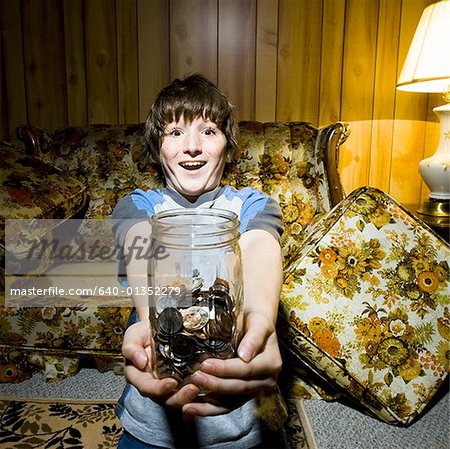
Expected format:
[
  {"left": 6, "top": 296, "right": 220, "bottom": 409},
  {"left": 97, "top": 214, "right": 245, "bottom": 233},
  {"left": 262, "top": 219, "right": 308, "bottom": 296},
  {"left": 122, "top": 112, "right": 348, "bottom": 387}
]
[
  {"left": 131, "top": 348, "right": 149, "bottom": 370},
  {"left": 237, "top": 312, "right": 272, "bottom": 363},
  {"left": 122, "top": 320, "right": 152, "bottom": 370}
]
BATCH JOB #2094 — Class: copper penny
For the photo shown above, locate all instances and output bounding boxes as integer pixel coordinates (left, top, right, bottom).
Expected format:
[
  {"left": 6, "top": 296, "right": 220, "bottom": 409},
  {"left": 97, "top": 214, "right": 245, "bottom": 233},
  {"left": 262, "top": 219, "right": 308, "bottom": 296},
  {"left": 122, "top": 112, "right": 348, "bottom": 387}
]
[{"left": 181, "top": 306, "right": 209, "bottom": 331}]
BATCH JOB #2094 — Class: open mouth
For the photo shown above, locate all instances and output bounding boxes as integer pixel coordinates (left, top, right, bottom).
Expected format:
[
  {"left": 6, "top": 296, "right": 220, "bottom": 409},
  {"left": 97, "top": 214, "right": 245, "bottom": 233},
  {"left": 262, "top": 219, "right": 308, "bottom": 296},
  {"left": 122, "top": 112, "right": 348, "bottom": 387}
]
[{"left": 179, "top": 161, "right": 207, "bottom": 171}]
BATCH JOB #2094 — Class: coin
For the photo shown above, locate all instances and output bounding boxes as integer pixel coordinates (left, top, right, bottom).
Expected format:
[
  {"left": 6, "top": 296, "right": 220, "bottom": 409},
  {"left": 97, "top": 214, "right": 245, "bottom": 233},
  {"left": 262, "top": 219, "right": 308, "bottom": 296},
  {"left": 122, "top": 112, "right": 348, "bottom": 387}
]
[
  {"left": 181, "top": 306, "right": 209, "bottom": 332},
  {"left": 159, "top": 344, "right": 171, "bottom": 359},
  {"left": 209, "top": 293, "right": 228, "bottom": 312},
  {"left": 216, "top": 344, "right": 235, "bottom": 359},
  {"left": 170, "top": 334, "right": 197, "bottom": 359},
  {"left": 191, "top": 276, "right": 204, "bottom": 295},
  {"left": 155, "top": 294, "right": 177, "bottom": 313},
  {"left": 211, "top": 278, "right": 229, "bottom": 294},
  {"left": 215, "top": 308, "right": 233, "bottom": 339},
  {"left": 192, "top": 328, "right": 209, "bottom": 340},
  {"left": 203, "top": 338, "right": 230, "bottom": 352},
  {"left": 194, "top": 294, "right": 209, "bottom": 307},
  {"left": 153, "top": 275, "right": 239, "bottom": 383},
  {"left": 156, "top": 307, "right": 183, "bottom": 335}
]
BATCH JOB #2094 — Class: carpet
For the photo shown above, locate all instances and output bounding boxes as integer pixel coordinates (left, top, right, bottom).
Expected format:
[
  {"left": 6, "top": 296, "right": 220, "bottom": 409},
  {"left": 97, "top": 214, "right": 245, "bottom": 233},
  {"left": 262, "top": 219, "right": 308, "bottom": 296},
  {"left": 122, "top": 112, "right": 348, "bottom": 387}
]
[
  {"left": 0, "top": 397, "right": 121, "bottom": 449},
  {"left": 0, "top": 396, "right": 317, "bottom": 449}
]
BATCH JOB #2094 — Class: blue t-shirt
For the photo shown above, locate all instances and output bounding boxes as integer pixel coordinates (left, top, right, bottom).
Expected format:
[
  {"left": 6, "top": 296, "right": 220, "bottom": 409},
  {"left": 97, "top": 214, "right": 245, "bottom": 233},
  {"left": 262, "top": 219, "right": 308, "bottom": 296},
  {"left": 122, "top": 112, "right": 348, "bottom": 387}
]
[
  {"left": 113, "top": 185, "right": 283, "bottom": 285},
  {"left": 112, "top": 185, "right": 283, "bottom": 449}
]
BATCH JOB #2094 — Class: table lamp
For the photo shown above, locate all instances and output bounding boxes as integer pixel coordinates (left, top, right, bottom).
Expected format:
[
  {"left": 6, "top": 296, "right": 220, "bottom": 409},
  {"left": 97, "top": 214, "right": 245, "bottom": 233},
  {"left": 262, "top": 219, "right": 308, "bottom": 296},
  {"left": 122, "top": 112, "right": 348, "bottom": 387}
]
[{"left": 397, "top": 0, "right": 450, "bottom": 218}]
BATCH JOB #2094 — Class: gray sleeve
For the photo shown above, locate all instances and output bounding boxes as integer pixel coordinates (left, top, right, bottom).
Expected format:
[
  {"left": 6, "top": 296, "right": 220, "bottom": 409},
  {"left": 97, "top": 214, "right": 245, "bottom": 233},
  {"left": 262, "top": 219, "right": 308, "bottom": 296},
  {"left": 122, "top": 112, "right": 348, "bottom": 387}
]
[
  {"left": 111, "top": 193, "right": 151, "bottom": 284},
  {"left": 239, "top": 191, "right": 284, "bottom": 242}
]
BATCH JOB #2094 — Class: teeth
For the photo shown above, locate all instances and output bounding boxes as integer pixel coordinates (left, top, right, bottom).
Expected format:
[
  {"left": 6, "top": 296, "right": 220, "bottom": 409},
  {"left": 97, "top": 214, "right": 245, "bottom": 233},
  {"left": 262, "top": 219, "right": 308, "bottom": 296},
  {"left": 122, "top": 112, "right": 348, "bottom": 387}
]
[{"left": 180, "top": 162, "right": 205, "bottom": 168}]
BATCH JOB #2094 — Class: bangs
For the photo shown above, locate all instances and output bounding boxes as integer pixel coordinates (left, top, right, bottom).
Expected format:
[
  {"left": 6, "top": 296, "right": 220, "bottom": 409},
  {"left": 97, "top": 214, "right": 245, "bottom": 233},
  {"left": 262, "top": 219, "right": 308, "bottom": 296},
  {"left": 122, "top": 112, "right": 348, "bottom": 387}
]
[{"left": 158, "top": 90, "right": 229, "bottom": 130}]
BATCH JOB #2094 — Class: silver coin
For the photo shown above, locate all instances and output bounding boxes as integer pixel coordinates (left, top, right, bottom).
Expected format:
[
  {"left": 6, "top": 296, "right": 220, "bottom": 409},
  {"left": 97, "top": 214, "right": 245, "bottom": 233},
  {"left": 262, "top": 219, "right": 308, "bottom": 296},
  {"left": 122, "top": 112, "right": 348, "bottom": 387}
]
[
  {"left": 156, "top": 294, "right": 177, "bottom": 313},
  {"left": 191, "top": 276, "right": 204, "bottom": 294},
  {"left": 156, "top": 307, "right": 183, "bottom": 335}
]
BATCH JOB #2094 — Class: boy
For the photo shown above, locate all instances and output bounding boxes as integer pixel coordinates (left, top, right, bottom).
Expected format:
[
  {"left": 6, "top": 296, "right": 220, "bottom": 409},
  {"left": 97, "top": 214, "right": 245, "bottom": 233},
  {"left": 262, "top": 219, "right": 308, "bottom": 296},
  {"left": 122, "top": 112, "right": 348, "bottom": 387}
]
[{"left": 113, "top": 74, "right": 287, "bottom": 448}]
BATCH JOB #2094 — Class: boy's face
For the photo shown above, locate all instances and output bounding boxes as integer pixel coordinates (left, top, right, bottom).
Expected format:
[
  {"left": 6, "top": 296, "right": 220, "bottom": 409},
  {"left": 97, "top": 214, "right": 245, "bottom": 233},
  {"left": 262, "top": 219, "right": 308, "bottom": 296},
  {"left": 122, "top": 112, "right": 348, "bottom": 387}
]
[{"left": 160, "top": 116, "right": 227, "bottom": 202}]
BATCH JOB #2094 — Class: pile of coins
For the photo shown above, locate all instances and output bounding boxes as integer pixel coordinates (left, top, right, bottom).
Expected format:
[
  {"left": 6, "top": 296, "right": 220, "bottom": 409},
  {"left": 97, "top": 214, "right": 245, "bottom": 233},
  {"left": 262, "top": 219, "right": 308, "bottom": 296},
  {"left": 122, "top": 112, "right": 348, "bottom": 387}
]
[{"left": 152, "top": 277, "right": 238, "bottom": 382}]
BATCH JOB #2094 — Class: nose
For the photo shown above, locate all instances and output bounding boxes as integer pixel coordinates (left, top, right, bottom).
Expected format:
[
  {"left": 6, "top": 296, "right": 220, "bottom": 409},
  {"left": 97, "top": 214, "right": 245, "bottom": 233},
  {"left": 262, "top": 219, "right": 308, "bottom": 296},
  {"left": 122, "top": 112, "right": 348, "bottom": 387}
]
[{"left": 184, "top": 131, "right": 202, "bottom": 156}]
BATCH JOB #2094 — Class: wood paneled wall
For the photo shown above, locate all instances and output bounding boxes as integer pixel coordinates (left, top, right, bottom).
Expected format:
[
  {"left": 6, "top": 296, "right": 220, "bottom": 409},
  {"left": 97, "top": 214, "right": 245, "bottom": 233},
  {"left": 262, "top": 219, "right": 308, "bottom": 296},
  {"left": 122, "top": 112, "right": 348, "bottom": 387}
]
[{"left": 1, "top": 0, "right": 441, "bottom": 204}]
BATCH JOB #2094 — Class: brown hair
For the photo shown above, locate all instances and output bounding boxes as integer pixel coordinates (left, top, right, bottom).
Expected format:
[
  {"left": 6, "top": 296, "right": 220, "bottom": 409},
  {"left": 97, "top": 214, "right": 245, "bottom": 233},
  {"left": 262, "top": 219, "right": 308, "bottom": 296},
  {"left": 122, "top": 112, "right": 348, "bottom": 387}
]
[{"left": 145, "top": 74, "right": 238, "bottom": 164}]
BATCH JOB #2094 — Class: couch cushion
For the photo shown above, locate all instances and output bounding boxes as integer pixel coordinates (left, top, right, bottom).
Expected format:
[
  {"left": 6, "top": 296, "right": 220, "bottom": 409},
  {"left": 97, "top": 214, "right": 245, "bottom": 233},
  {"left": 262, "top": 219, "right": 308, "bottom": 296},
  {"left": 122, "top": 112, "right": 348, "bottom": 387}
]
[
  {"left": 223, "top": 122, "right": 333, "bottom": 266},
  {"left": 1, "top": 142, "right": 88, "bottom": 287},
  {"left": 17, "top": 125, "right": 163, "bottom": 219},
  {"left": 0, "top": 305, "right": 131, "bottom": 382},
  {"left": 1, "top": 142, "right": 87, "bottom": 220},
  {"left": 279, "top": 186, "right": 450, "bottom": 425}
]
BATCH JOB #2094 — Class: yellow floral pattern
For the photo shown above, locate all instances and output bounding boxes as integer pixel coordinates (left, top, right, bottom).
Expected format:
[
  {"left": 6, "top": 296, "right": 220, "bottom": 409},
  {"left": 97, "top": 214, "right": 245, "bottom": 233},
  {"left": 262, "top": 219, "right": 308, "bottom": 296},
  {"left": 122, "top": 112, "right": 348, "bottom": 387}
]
[
  {"left": 8, "top": 122, "right": 448, "bottom": 427},
  {"left": 0, "top": 305, "right": 130, "bottom": 383},
  {"left": 2, "top": 121, "right": 340, "bottom": 383},
  {"left": 0, "top": 143, "right": 89, "bottom": 290},
  {"left": 280, "top": 186, "right": 450, "bottom": 425}
]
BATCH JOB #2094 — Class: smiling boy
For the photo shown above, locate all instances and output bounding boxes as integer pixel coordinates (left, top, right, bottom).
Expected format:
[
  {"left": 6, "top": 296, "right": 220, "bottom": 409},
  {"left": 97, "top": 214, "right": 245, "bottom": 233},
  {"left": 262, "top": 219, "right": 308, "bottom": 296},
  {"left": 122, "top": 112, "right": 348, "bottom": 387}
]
[{"left": 112, "top": 74, "right": 287, "bottom": 448}]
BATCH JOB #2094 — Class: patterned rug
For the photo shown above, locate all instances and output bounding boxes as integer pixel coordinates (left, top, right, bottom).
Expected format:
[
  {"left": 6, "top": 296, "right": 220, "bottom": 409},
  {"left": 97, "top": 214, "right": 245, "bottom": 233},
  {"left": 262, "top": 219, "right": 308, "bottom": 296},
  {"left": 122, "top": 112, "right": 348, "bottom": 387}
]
[
  {"left": 0, "top": 398, "right": 121, "bottom": 449},
  {"left": 0, "top": 397, "right": 316, "bottom": 449}
]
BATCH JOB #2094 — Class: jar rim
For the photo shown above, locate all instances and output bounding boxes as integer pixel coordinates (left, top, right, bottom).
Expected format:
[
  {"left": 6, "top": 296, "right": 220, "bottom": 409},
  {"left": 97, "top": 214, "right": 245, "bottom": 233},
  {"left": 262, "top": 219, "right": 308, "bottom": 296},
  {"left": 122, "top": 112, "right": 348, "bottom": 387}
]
[
  {"left": 150, "top": 208, "right": 240, "bottom": 246},
  {"left": 152, "top": 208, "right": 238, "bottom": 227}
]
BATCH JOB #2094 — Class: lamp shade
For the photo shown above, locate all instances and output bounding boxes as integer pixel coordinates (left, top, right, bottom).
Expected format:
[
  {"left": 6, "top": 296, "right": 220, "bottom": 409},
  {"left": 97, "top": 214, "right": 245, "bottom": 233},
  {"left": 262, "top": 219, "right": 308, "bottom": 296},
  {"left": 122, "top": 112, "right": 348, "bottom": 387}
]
[{"left": 397, "top": 0, "right": 450, "bottom": 93}]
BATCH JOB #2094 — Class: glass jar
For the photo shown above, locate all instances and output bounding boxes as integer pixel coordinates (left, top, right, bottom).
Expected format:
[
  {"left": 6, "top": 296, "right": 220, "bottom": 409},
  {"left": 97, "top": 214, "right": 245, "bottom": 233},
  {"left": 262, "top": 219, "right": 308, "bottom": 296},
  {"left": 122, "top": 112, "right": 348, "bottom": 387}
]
[{"left": 148, "top": 209, "right": 243, "bottom": 385}]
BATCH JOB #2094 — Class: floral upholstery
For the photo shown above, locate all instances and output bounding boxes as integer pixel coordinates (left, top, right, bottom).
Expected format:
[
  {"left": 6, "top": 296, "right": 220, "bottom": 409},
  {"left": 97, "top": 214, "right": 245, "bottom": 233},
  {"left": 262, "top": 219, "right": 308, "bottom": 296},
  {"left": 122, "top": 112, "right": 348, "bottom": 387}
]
[
  {"left": 0, "top": 142, "right": 87, "bottom": 220},
  {"left": 16, "top": 124, "right": 162, "bottom": 219},
  {"left": 0, "top": 306, "right": 131, "bottom": 382},
  {"left": 3, "top": 121, "right": 448, "bottom": 425},
  {"left": 223, "top": 122, "right": 337, "bottom": 267},
  {"left": 279, "top": 187, "right": 449, "bottom": 425},
  {"left": 2, "top": 121, "right": 345, "bottom": 384},
  {"left": 0, "top": 142, "right": 88, "bottom": 294}
]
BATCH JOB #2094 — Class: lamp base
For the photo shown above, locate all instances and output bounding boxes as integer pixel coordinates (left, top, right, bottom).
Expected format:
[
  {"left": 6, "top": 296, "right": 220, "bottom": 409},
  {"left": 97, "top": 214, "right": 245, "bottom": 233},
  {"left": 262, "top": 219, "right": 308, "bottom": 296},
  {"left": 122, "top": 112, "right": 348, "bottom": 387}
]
[
  {"left": 415, "top": 199, "right": 449, "bottom": 243},
  {"left": 418, "top": 104, "right": 450, "bottom": 202},
  {"left": 417, "top": 198, "right": 449, "bottom": 217}
]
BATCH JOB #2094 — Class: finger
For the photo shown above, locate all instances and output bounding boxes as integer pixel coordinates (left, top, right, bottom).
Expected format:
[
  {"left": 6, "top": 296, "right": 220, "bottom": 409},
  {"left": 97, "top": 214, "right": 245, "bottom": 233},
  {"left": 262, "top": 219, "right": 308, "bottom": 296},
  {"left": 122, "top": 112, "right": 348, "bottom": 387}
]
[
  {"left": 237, "top": 313, "right": 273, "bottom": 362},
  {"left": 182, "top": 401, "right": 231, "bottom": 417},
  {"left": 165, "top": 384, "right": 201, "bottom": 408},
  {"left": 124, "top": 347, "right": 149, "bottom": 371},
  {"left": 123, "top": 345, "right": 152, "bottom": 374},
  {"left": 198, "top": 354, "right": 280, "bottom": 379},
  {"left": 124, "top": 364, "right": 178, "bottom": 399},
  {"left": 199, "top": 335, "right": 282, "bottom": 379},
  {"left": 122, "top": 322, "right": 152, "bottom": 370},
  {"left": 190, "top": 370, "right": 277, "bottom": 395},
  {"left": 123, "top": 320, "right": 152, "bottom": 347}
]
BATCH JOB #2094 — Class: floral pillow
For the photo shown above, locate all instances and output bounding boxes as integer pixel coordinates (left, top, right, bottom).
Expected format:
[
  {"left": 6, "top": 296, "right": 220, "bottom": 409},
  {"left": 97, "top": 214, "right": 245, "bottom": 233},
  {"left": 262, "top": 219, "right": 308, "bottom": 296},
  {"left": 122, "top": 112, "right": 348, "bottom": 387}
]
[{"left": 279, "top": 186, "right": 449, "bottom": 425}]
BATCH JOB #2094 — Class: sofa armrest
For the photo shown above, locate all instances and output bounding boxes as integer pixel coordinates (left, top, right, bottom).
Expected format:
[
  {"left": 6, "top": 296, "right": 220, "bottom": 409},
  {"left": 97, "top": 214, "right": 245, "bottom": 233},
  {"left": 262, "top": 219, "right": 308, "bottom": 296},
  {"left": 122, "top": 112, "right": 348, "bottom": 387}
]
[
  {"left": 319, "top": 122, "right": 350, "bottom": 208},
  {"left": 16, "top": 125, "right": 54, "bottom": 162}
]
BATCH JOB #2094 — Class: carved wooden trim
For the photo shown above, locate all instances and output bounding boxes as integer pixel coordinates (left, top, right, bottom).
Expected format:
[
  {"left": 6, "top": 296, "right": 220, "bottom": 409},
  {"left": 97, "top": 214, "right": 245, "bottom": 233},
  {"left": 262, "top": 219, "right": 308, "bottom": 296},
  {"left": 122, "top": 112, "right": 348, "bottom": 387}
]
[
  {"left": 16, "top": 126, "right": 40, "bottom": 156},
  {"left": 323, "top": 122, "right": 350, "bottom": 208}
]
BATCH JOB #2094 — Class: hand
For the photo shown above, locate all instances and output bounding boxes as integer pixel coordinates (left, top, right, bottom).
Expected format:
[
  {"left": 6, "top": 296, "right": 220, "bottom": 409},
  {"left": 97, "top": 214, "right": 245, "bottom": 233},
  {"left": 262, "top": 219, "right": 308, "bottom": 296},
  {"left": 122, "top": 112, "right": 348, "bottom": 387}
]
[
  {"left": 122, "top": 320, "right": 201, "bottom": 408},
  {"left": 184, "top": 310, "right": 282, "bottom": 416}
]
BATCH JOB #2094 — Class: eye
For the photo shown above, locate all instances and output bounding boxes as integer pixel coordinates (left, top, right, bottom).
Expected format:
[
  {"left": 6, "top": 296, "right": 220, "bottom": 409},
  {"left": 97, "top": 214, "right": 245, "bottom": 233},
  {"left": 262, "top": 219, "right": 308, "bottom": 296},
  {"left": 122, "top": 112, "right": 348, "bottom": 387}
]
[
  {"left": 203, "top": 127, "right": 217, "bottom": 136},
  {"left": 167, "top": 128, "right": 183, "bottom": 137}
]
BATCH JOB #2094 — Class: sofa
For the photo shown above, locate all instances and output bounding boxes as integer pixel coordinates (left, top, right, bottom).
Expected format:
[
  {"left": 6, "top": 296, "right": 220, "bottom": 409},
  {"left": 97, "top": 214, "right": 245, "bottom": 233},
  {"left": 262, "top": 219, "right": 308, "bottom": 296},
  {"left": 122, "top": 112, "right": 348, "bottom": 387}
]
[{"left": 1, "top": 120, "right": 448, "bottom": 428}]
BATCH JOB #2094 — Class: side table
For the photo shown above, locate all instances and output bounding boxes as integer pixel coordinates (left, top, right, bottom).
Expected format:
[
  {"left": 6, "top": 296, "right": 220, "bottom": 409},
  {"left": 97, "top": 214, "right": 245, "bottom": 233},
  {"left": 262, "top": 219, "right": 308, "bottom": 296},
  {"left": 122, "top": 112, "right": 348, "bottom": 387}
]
[{"left": 403, "top": 202, "right": 449, "bottom": 244}]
